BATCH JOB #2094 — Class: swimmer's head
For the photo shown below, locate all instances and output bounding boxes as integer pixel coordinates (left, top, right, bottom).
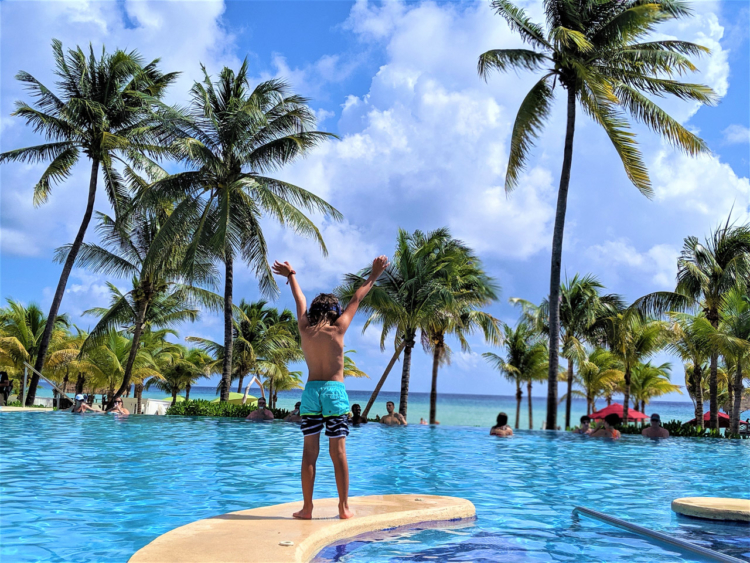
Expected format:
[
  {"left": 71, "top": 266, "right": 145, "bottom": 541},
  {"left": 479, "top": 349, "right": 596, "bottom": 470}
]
[{"left": 307, "top": 293, "right": 342, "bottom": 326}]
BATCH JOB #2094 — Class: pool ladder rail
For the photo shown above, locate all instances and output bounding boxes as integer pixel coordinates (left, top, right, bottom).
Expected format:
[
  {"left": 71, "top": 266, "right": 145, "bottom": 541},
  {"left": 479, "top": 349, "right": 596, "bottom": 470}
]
[{"left": 573, "top": 506, "right": 746, "bottom": 563}]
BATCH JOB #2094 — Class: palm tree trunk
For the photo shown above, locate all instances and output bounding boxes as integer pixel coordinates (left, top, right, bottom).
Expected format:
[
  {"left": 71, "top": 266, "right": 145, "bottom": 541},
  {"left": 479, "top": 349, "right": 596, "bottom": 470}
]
[
  {"left": 27, "top": 159, "right": 100, "bottom": 405},
  {"left": 135, "top": 383, "right": 143, "bottom": 414},
  {"left": 237, "top": 374, "right": 244, "bottom": 394},
  {"left": 220, "top": 253, "right": 234, "bottom": 402},
  {"left": 399, "top": 333, "right": 416, "bottom": 418},
  {"left": 606, "top": 394, "right": 612, "bottom": 407},
  {"left": 694, "top": 364, "right": 704, "bottom": 430},
  {"left": 586, "top": 391, "right": 592, "bottom": 415},
  {"left": 527, "top": 381, "right": 533, "bottom": 430},
  {"left": 546, "top": 87, "right": 576, "bottom": 430},
  {"left": 363, "top": 343, "right": 405, "bottom": 418},
  {"left": 269, "top": 378, "right": 275, "bottom": 409},
  {"left": 171, "top": 389, "right": 177, "bottom": 407},
  {"left": 731, "top": 362, "right": 743, "bottom": 435},
  {"left": 429, "top": 342, "right": 441, "bottom": 425},
  {"left": 565, "top": 358, "right": 574, "bottom": 429},
  {"left": 62, "top": 373, "right": 69, "bottom": 395},
  {"left": 515, "top": 380, "right": 522, "bottom": 429},
  {"left": 709, "top": 351, "right": 719, "bottom": 431},
  {"left": 622, "top": 366, "right": 631, "bottom": 424},
  {"left": 185, "top": 383, "right": 192, "bottom": 402},
  {"left": 108, "top": 297, "right": 149, "bottom": 410},
  {"left": 727, "top": 374, "right": 734, "bottom": 430},
  {"left": 75, "top": 373, "right": 85, "bottom": 395}
]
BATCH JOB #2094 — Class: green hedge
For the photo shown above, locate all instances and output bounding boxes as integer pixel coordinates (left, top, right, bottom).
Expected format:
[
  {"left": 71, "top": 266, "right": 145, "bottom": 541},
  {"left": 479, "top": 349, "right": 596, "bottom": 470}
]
[
  {"left": 165, "top": 399, "right": 290, "bottom": 419},
  {"left": 3, "top": 401, "right": 49, "bottom": 409},
  {"left": 617, "top": 420, "right": 747, "bottom": 439}
]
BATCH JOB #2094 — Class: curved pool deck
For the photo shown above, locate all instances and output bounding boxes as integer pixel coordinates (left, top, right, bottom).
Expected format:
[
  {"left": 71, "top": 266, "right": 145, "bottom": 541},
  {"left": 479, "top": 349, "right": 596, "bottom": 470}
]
[
  {"left": 672, "top": 498, "right": 750, "bottom": 522},
  {"left": 129, "top": 494, "right": 475, "bottom": 563}
]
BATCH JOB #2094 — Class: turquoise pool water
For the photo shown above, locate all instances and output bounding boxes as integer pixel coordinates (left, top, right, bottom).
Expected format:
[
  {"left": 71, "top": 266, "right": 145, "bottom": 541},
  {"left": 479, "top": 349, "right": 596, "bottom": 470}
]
[{"left": 1, "top": 412, "right": 748, "bottom": 562}]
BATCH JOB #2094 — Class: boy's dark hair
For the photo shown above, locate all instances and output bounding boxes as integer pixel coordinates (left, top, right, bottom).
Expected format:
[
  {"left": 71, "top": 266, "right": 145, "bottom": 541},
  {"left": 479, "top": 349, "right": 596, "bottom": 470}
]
[
  {"left": 307, "top": 293, "right": 342, "bottom": 326},
  {"left": 580, "top": 415, "right": 591, "bottom": 424},
  {"left": 496, "top": 412, "right": 508, "bottom": 427},
  {"left": 604, "top": 413, "right": 621, "bottom": 426}
]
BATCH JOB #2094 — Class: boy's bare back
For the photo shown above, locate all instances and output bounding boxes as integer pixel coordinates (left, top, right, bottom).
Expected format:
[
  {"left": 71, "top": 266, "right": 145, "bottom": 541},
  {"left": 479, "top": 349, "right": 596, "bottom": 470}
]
[{"left": 299, "top": 320, "right": 345, "bottom": 382}]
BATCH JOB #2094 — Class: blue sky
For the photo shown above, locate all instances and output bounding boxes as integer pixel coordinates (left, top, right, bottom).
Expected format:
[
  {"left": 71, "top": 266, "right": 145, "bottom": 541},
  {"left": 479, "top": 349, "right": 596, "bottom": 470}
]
[{"left": 1, "top": 0, "right": 749, "bottom": 402}]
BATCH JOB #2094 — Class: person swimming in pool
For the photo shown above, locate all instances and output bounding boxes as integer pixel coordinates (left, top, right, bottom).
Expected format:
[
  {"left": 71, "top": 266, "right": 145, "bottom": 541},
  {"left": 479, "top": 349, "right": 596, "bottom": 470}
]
[
  {"left": 590, "top": 413, "right": 621, "bottom": 439},
  {"left": 273, "top": 255, "right": 389, "bottom": 520},
  {"left": 381, "top": 401, "right": 407, "bottom": 426}
]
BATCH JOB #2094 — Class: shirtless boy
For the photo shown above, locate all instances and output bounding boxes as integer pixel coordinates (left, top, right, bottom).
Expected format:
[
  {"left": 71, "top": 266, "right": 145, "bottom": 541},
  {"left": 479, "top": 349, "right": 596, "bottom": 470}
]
[
  {"left": 273, "top": 255, "right": 388, "bottom": 520},
  {"left": 381, "top": 401, "right": 407, "bottom": 426}
]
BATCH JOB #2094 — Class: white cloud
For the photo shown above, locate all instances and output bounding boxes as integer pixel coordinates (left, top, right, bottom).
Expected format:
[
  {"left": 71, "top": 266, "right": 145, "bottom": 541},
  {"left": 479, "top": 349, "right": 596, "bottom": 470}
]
[
  {"left": 586, "top": 240, "right": 679, "bottom": 289},
  {"left": 723, "top": 124, "right": 750, "bottom": 145}
]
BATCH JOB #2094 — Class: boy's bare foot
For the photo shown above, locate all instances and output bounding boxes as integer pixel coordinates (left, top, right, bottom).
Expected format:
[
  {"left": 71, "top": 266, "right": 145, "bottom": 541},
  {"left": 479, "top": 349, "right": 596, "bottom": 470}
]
[
  {"left": 293, "top": 505, "right": 314, "bottom": 519},
  {"left": 339, "top": 503, "right": 354, "bottom": 519}
]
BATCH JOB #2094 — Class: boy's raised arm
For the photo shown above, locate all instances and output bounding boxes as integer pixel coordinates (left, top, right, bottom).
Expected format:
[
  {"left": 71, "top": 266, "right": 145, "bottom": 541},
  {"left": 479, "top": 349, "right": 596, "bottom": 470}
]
[
  {"left": 336, "top": 255, "right": 389, "bottom": 333},
  {"left": 273, "top": 261, "right": 307, "bottom": 323}
]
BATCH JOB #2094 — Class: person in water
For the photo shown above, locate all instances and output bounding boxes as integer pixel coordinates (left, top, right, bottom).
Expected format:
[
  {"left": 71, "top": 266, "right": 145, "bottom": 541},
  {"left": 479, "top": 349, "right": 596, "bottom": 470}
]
[
  {"left": 107, "top": 397, "right": 129, "bottom": 415},
  {"left": 490, "top": 412, "right": 513, "bottom": 437},
  {"left": 246, "top": 397, "right": 274, "bottom": 421},
  {"left": 572, "top": 415, "right": 592, "bottom": 434},
  {"left": 590, "top": 413, "right": 621, "bottom": 439},
  {"left": 72, "top": 394, "right": 99, "bottom": 413},
  {"left": 284, "top": 402, "right": 303, "bottom": 422},
  {"left": 273, "top": 255, "right": 388, "bottom": 520},
  {"left": 381, "top": 401, "right": 407, "bottom": 426},
  {"left": 349, "top": 403, "right": 367, "bottom": 424},
  {"left": 642, "top": 413, "right": 669, "bottom": 438}
]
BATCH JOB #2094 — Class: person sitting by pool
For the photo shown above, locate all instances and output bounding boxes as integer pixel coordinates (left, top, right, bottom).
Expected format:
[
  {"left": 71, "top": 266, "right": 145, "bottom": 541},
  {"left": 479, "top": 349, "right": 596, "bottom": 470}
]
[
  {"left": 349, "top": 403, "right": 367, "bottom": 424},
  {"left": 381, "top": 401, "right": 407, "bottom": 426},
  {"left": 0, "top": 371, "right": 13, "bottom": 406},
  {"left": 590, "top": 413, "right": 621, "bottom": 439},
  {"left": 490, "top": 412, "right": 513, "bottom": 437},
  {"left": 284, "top": 402, "right": 303, "bottom": 422},
  {"left": 420, "top": 417, "right": 427, "bottom": 425},
  {"left": 72, "top": 394, "right": 99, "bottom": 414},
  {"left": 107, "top": 397, "right": 130, "bottom": 415},
  {"left": 246, "top": 397, "right": 274, "bottom": 421},
  {"left": 642, "top": 413, "right": 669, "bottom": 438},
  {"left": 572, "top": 415, "right": 592, "bottom": 434}
]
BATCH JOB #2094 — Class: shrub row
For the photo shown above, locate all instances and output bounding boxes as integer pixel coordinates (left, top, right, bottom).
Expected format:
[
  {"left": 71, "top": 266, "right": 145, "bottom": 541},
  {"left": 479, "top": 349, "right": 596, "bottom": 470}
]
[
  {"left": 617, "top": 420, "right": 748, "bottom": 439},
  {"left": 165, "top": 399, "right": 290, "bottom": 419}
]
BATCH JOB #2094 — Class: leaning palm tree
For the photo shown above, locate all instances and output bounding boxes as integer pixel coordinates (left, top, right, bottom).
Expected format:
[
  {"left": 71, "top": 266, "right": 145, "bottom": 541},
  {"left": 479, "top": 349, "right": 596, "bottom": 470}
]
[
  {"left": 478, "top": 0, "right": 716, "bottom": 430},
  {"left": 636, "top": 221, "right": 750, "bottom": 429},
  {"left": 484, "top": 321, "right": 547, "bottom": 429},
  {"left": 0, "top": 40, "right": 178, "bottom": 405},
  {"left": 143, "top": 61, "right": 341, "bottom": 402}
]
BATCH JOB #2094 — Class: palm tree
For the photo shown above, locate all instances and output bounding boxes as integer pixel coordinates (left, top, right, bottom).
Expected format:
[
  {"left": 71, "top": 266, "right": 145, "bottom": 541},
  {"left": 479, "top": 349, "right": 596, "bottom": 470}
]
[
  {"left": 624, "top": 361, "right": 679, "bottom": 414},
  {"left": 637, "top": 221, "right": 750, "bottom": 429},
  {"left": 60, "top": 194, "right": 221, "bottom": 409},
  {"left": 0, "top": 298, "right": 70, "bottom": 396},
  {"left": 0, "top": 40, "right": 177, "bottom": 405},
  {"left": 478, "top": 0, "right": 716, "bottom": 430},
  {"left": 575, "top": 347, "right": 622, "bottom": 415},
  {"left": 343, "top": 350, "right": 369, "bottom": 379},
  {"left": 484, "top": 321, "right": 547, "bottom": 429},
  {"left": 143, "top": 61, "right": 341, "bottom": 402},
  {"left": 603, "top": 312, "right": 669, "bottom": 422},
  {"left": 146, "top": 345, "right": 212, "bottom": 406},
  {"left": 692, "top": 285, "right": 750, "bottom": 434},
  {"left": 532, "top": 275, "right": 623, "bottom": 429},
  {"left": 667, "top": 312, "right": 710, "bottom": 428},
  {"left": 338, "top": 228, "right": 465, "bottom": 418}
]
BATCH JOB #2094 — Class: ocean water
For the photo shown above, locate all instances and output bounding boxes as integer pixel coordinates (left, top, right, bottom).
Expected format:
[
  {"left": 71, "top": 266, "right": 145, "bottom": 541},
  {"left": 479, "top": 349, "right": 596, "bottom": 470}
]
[
  {"left": 33, "top": 382, "right": 720, "bottom": 428},
  {"left": 1, "top": 412, "right": 748, "bottom": 563}
]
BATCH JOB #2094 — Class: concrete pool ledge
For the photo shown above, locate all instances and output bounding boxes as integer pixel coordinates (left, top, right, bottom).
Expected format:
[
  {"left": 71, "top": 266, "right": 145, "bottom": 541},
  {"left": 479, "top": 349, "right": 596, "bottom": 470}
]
[
  {"left": 0, "top": 406, "right": 53, "bottom": 412},
  {"left": 129, "top": 494, "right": 475, "bottom": 563},
  {"left": 672, "top": 497, "right": 750, "bottom": 522}
]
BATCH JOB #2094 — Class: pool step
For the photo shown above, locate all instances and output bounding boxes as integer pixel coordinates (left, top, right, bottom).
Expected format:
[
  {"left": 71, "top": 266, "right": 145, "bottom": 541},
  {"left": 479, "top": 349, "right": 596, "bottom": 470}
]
[
  {"left": 672, "top": 497, "right": 750, "bottom": 522},
  {"left": 129, "top": 494, "right": 475, "bottom": 563}
]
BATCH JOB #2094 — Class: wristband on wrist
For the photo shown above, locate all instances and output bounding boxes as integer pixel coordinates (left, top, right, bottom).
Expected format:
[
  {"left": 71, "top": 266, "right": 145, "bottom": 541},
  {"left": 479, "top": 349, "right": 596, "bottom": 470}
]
[{"left": 286, "top": 271, "right": 296, "bottom": 284}]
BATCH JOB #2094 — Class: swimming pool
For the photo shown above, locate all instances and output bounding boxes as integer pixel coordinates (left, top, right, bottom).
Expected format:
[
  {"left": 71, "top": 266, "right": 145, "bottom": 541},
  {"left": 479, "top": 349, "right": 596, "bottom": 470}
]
[{"left": 1, "top": 412, "right": 748, "bottom": 562}]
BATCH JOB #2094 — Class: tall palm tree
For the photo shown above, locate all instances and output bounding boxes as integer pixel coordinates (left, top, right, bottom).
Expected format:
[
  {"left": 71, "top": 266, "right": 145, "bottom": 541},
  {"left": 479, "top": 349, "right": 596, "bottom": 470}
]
[
  {"left": 692, "top": 285, "right": 750, "bottom": 434},
  {"left": 637, "top": 221, "right": 750, "bottom": 429},
  {"left": 0, "top": 298, "right": 70, "bottom": 395},
  {"left": 338, "top": 228, "right": 463, "bottom": 418},
  {"left": 603, "top": 312, "right": 669, "bottom": 422},
  {"left": 478, "top": 0, "right": 715, "bottom": 430},
  {"left": 59, "top": 193, "right": 221, "bottom": 409},
  {"left": 144, "top": 61, "right": 341, "bottom": 402},
  {"left": 574, "top": 347, "right": 622, "bottom": 415},
  {"left": 624, "top": 361, "right": 679, "bottom": 414},
  {"left": 484, "top": 321, "right": 547, "bottom": 429},
  {"left": 0, "top": 40, "right": 177, "bottom": 405},
  {"left": 667, "top": 312, "right": 710, "bottom": 428}
]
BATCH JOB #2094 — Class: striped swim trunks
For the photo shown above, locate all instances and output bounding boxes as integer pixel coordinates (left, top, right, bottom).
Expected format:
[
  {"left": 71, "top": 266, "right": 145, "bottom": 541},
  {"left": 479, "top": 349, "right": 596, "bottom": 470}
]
[{"left": 301, "top": 414, "right": 349, "bottom": 438}]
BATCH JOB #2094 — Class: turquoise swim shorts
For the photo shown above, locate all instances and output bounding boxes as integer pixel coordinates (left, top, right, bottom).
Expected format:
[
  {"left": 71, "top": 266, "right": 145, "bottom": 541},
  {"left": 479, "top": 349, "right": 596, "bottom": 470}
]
[{"left": 300, "top": 380, "right": 350, "bottom": 418}]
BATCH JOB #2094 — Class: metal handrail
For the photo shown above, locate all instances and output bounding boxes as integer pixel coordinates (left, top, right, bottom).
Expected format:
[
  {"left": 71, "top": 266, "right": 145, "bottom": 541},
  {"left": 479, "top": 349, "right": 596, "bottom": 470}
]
[
  {"left": 573, "top": 506, "right": 746, "bottom": 563},
  {"left": 22, "top": 362, "right": 76, "bottom": 408}
]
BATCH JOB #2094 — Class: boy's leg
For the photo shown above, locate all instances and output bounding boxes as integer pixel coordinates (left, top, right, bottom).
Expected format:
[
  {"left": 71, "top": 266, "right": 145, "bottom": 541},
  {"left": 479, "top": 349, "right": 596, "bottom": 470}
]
[
  {"left": 328, "top": 436, "right": 352, "bottom": 519},
  {"left": 293, "top": 432, "right": 320, "bottom": 519}
]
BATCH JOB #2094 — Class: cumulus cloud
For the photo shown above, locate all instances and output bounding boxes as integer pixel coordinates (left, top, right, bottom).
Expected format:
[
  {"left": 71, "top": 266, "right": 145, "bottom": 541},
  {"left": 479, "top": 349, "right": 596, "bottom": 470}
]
[
  {"left": 723, "top": 124, "right": 750, "bottom": 145},
  {"left": 586, "top": 240, "right": 679, "bottom": 290}
]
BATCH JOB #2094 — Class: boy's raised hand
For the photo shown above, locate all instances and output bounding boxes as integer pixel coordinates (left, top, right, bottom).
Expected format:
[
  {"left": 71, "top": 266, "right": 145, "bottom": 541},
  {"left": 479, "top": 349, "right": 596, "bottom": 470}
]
[
  {"left": 370, "top": 255, "right": 389, "bottom": 280},
  {"left": 272, "top": 260, "right": 294, "bottom": 278}
]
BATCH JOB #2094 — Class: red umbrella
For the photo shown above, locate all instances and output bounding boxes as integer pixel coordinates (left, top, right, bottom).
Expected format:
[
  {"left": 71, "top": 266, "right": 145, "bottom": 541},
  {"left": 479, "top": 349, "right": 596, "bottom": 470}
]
[
  {"left": 686, "top": 411, "right": 731, "bottom": 428},
  {"left": 590, "top": 402, "right": 649, "bottom": 422}
]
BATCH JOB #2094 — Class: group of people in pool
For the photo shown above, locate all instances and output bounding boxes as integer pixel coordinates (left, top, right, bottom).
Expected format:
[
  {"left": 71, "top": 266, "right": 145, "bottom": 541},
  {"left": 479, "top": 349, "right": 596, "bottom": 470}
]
[
  {"left": 490, "top": 411, "right": 670, "bottom": 438},
  {"left": 246, "top": 397, "right": 409, "bottom": 426},
  {"left": 70, "top": 393, "right": 130, "bottom": 415}
]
